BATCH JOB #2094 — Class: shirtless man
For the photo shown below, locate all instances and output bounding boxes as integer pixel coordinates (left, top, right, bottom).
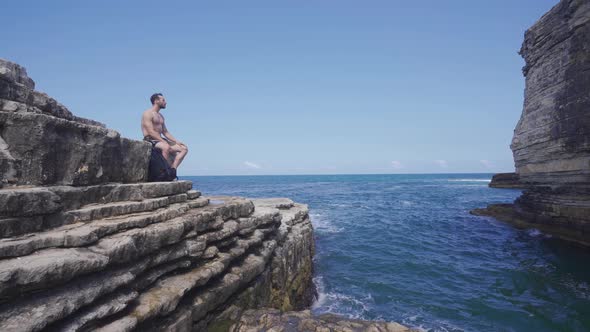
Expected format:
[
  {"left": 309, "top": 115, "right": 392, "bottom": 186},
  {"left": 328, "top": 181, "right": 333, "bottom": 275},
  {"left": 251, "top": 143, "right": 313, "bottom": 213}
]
[{"left": 141, "top": 93, "right": 188, "bottom": 170}]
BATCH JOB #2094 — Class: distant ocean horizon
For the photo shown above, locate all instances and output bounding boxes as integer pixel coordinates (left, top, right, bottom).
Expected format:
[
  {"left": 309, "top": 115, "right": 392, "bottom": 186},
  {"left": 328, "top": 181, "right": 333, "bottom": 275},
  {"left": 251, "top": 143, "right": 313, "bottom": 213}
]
[
  {"left": 182, "top": 172, "right": 505, "bottom": 177},
  {"left": 182, "top": 173, "right": 590, "bottom": 332}
]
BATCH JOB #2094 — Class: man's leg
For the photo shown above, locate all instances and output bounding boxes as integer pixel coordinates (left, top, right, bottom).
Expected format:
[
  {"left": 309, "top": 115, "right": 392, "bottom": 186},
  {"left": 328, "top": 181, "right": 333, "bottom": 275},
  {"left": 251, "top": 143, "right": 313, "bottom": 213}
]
[
  {"left": 154, "top": 141, "right": 172, "bottom": 161},
  {"left": 170, "top": 144, "right": 188, "bottom": 169}
]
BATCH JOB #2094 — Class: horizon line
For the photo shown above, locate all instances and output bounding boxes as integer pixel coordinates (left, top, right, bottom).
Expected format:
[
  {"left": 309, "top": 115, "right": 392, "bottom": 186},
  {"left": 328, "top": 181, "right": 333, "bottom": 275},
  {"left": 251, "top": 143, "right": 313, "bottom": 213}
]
[{"left": 179, "top": 171, "right": 506, "bottom": 177}]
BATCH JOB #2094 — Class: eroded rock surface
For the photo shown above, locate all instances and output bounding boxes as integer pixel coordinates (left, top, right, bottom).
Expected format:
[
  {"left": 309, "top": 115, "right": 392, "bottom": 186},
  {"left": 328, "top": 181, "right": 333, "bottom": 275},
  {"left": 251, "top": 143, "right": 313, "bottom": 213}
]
[
  {"left": 0, "top": 181, "right": 315, "bottom": 332},
  {"left": 478, "top": 0, "right": 590, "bottom": 244},
  {"left": 0, "top": 58, "right": 150, "bottom": 187}
]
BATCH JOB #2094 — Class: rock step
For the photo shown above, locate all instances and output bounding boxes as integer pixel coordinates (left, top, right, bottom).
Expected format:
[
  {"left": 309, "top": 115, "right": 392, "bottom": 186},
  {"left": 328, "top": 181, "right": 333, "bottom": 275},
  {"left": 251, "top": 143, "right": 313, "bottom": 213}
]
[
  {"left": 151, "top": 240, "right": 279, "bottom": 332},
  {"left": 0, "top": 215, "right": 46, "bottom": 240},
  {"left": 251, "top": 198, "right": 309, "bottom": 226},
  {"left": 187, "top": 190, "right": 201, "bottom": 200},
  {"left": 0, "top": 193, "right": 189, "bottom": 240},
  {"left": 188, "top": 197, "right": 209, "bottom": 209},
  {"left": 0, "top": 202, "right": 194, "bottom": 258},
  {"left": 189, "top": 239, "right": 277, "bottom": 324},
  {"left": 0, "top": 198, "right": 256, "bottom": 301},
  {"left": 0, "top": 181, "right": 193, "bottom": 218},
  {"left": 53, "top": 290, "right": 139, "bottom": 332},
  {"left": 0, "top": 224, "right": 277, "bottom": 332},
  {"left": 0, "top": 238, "right": 201, "bottom": 332},
  {"left": 94, "top": 230, "right": 276, "bottom": 332},
  {"left": 54, "top": 221, "right": 280, "bottom": 332},
  {"left": 63, "top": 193, "right": 187, "bottom": 224}
]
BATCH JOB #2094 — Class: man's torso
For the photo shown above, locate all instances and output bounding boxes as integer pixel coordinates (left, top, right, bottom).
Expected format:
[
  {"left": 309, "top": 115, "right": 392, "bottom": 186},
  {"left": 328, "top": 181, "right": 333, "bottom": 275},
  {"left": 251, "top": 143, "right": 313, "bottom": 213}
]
[{"left": 142, "top": 110, "right": 165, "bottom": 138}]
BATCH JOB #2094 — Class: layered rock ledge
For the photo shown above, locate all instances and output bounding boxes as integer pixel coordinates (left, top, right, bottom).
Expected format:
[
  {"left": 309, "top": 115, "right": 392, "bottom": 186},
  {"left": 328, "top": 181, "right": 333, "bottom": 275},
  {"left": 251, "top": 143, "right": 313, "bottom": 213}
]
[
  {"left": 488, "top": 172, "right": 526, "bottom": 189},
  {"left": 0, "top": 58, "right": 412, "bottom": 331},
  {"left": 474, "top": 0, "right": 590, "bottom": 245},
  {"left": 0, "top": 181, "right": 315, "bottom": 331}
]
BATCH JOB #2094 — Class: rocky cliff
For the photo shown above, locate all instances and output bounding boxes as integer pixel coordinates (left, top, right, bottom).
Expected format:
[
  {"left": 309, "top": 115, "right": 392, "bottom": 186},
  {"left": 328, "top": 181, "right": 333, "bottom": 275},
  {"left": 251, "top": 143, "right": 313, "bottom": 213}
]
[
  {"left": 0, "top": 59, "right": 149, "bottom": 187},
  {"left": 0, "top": 59, "right": 412, "bottom": 331},
  {"left": 473, "top": 0, "right": 590, "bottom": 245}
]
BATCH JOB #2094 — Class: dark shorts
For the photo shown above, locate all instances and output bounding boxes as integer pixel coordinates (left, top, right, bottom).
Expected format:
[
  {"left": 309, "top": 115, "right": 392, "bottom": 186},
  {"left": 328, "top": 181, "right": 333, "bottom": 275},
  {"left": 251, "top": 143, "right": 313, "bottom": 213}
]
[{"left": 144, "top": 136, "right": 171, "bottom": 147}]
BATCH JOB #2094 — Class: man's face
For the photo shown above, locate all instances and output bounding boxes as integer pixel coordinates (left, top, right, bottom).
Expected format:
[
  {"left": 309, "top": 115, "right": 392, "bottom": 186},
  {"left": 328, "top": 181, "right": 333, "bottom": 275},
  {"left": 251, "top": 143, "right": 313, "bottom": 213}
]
[{"left": 157, "top": 96, "right": 167, "bottom": 109}]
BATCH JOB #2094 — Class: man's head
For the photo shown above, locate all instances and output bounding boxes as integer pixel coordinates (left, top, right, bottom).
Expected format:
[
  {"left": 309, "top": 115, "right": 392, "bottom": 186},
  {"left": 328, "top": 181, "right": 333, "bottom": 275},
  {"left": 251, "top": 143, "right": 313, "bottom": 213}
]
[{"left": 150, "top": 93, "right": 167, "bottom": 109}]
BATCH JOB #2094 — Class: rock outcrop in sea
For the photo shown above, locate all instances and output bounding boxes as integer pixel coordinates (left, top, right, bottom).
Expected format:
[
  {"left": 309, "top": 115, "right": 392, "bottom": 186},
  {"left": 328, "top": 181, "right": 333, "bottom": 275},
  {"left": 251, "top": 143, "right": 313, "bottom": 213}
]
[
  {"left": 488, "top": 172, "right": 525, "bottom": 189},
  {"left": 0, "top": 58, "right": 412, "bottom": 331},
  {"left": 473, "top": 0, "right": 590, "bottom": 245}
]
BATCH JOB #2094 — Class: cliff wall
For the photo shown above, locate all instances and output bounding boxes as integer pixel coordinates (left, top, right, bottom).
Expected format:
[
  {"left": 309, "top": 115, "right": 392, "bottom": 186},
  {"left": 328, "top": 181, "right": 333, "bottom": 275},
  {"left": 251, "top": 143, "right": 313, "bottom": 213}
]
[
  {"left": 513, "top": 0, "right": 589, "bottom": 184},
  {"left": 474, "top": 0, "right": 590, "bottom": 245}
]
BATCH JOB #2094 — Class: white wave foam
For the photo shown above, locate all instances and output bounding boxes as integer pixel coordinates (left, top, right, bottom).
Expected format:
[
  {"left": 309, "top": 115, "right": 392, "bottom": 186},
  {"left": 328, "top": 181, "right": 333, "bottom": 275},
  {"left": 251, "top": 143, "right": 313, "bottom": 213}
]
[
  {"left": 526, "top": 228, "right": 542, "bottom": 237},
  {"left": 331, "top": 203, "right": 351, "bottom": 208},
  {"left": 310, "top": 213, "right": 343, "bottom": 234},
  {"left": 400, "top": 200, "right": 414, "bottom": 207},
  {"left": 525, "top": 228, "right": 552, "bottom": 239},
  {"left": 312, "top": 276, "right": 371, "bottom": 319}
]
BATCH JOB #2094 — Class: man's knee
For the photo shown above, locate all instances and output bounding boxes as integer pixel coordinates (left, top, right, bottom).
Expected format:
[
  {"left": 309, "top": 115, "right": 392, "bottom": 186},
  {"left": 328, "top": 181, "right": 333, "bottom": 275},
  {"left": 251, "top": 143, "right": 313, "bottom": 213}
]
[{"left": 174, "top": 144, "right": 188, "bottom": 154}]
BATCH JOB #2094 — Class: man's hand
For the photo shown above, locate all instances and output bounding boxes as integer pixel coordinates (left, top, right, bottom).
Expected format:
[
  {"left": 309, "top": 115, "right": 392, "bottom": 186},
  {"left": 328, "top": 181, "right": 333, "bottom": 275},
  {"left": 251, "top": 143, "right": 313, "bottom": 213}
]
[{"left": 176, "top": 141, "right": 187, "bottom": 148}]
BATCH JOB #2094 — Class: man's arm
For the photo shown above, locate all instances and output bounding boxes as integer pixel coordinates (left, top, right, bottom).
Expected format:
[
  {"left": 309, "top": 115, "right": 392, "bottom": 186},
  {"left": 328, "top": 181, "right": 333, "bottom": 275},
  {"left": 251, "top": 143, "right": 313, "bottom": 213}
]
[
  {"left": 162, "top": 123, "right": 185, "bottom": 146},
  {"left": 141, "top": 112, "right": 167, "bottom": 143}
]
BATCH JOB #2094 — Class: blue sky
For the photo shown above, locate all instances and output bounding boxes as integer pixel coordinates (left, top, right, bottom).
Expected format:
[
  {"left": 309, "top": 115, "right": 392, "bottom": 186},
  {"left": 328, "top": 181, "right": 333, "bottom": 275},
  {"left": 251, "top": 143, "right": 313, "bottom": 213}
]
[{"left": 4, "top": 0, "right": 557, "bottom": 175}]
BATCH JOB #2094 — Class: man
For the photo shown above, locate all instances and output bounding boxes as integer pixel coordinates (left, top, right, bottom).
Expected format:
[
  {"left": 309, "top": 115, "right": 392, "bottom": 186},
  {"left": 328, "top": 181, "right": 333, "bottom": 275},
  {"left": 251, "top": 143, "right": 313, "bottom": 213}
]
[{"left": 141, "top": 93, "right": 188, "bottom": 170}]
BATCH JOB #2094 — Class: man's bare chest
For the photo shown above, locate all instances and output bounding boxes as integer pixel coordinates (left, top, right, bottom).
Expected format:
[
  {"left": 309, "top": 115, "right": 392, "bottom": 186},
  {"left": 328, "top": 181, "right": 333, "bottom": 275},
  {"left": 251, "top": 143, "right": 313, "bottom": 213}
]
[{"left": 153, "top": 113, "right": 164, "bottom": 125}]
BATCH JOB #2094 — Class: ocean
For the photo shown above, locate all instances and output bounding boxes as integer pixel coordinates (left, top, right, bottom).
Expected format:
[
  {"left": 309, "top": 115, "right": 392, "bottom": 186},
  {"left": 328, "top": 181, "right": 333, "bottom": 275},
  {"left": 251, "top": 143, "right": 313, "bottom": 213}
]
[{"left": 183, "top": 174, "right": 590, "bottom": 332}]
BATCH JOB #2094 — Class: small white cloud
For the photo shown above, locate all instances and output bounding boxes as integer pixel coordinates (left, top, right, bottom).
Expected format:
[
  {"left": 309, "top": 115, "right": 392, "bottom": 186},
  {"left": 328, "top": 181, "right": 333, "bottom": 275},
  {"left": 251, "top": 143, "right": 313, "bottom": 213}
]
[
  {"left": 244, "top": 161, "right": 261, "bottom": 169},
  {"left": 480, "top": 160, "right": 493, "bottom": 169},
  {"left": 434, "top": 159, "right": 448, "bottom": 168},
  {"left": 391, "top": 160, "right": 404, "bottom": 169}
]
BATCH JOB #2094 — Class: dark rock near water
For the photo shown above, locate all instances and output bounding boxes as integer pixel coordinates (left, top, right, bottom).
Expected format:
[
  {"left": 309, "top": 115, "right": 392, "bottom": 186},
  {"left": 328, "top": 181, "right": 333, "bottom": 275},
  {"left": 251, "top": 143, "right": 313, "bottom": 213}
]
[
  {"left": 226, "top": 308, "right": 416, "bottom": 332},
  {"left": 480, "top": 0, "right": 590, "bottom": 245}
]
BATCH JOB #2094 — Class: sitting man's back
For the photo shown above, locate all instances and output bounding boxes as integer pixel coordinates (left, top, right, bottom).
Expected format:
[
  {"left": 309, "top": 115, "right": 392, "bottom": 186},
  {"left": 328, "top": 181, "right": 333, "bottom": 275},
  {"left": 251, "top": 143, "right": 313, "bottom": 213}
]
[{"left": 141, "top": 93, "right": 188, "bottom": 170}]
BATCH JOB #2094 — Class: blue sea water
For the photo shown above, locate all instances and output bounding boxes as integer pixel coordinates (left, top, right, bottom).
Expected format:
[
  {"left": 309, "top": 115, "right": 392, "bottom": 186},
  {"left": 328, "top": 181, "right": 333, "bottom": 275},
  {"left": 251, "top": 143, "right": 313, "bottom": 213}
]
[{"left": 183, "top": 174, "right": 590, "bottom": 332}]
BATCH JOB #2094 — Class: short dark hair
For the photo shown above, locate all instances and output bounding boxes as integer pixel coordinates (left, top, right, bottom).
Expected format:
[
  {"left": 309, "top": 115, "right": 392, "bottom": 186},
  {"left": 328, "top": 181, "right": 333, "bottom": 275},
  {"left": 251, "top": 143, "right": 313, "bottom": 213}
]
[{"left": 150, "top": 93, "right": 163, "bottom": 105}]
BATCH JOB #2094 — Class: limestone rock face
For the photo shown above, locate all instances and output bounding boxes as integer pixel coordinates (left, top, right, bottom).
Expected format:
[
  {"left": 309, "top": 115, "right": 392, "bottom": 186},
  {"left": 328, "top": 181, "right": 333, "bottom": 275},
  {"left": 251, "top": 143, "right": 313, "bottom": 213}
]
[
  {"left": 481, "top": 0, "right": 590, "bottom": 244},
  {"left": 0, "top": 58, "right": 150, "bottom": 187},
  {"left": 0, "top": 182, "right": 315, "bottom": 332},
  {"left": 511, "top": 0, "right": 590, "bottom": 183}
]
